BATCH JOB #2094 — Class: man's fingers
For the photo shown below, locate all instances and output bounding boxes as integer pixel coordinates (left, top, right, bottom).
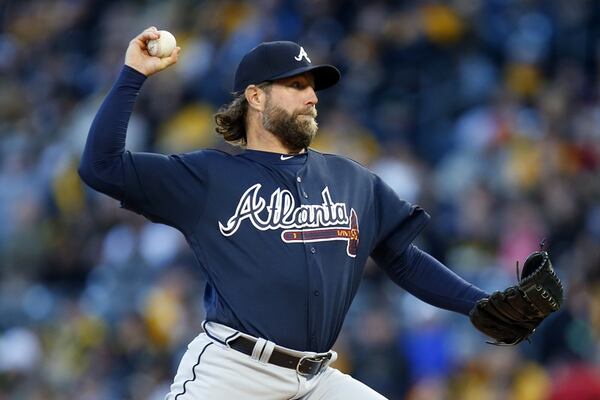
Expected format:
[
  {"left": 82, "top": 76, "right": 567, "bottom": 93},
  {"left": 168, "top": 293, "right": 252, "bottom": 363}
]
[
  {"left": 135, "top": 27, "right": 160, "bottom": 43},
  {"left": 160, "top": 46, "right": 181, "bottom": 68}
]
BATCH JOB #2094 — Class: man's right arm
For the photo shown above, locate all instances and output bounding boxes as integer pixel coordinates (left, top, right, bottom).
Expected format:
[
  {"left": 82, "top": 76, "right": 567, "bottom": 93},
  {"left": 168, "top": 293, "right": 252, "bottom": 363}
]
[
  {"left": 79, "top": 27, "right": 209, "bottom": 232},
  {"left": 78, "top": 26, "right": 180, "bottom": 198},
  {"left": 77, "top": 65, "right": 147, "bottom": 199}
]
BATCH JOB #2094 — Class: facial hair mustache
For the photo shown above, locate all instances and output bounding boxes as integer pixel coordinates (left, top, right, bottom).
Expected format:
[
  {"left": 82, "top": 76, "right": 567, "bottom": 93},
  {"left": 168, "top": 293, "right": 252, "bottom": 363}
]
[
  {"left": 262, "top": 103, "right": 318, "bottom": 152},
  {"left": 298, "top": 107, "right": 317, "bottom": 119}
]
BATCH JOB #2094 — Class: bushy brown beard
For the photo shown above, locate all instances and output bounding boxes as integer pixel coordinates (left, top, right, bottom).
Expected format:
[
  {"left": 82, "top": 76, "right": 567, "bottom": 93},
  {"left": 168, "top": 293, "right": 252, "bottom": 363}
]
[{"left": 262, "top": 100, "right": 318, "bottom": 153}]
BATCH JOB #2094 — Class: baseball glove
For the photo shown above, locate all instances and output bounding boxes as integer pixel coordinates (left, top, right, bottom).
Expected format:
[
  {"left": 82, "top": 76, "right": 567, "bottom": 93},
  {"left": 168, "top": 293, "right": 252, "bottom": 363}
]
[{"left": 469, "top": 249, "right": 564, "bottom": 345}]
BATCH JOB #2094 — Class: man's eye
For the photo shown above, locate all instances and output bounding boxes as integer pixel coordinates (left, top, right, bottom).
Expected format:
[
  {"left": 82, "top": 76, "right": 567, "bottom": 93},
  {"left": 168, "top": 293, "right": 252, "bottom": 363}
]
[{"left": 291, "top": 82, "right": 302, "bottom": 89}]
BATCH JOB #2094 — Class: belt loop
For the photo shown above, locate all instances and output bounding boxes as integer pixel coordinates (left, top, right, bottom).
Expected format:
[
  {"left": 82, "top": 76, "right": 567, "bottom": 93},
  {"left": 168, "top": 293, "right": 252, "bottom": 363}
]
[
  {"left": 250, "top": 338, "right": 267, "bottom": 361},
  {"left": 259, "top": 341, "right": 275, "bottom": 363},
  {"left": 327, "top": 350, "right": 338, "bottom": 365}
]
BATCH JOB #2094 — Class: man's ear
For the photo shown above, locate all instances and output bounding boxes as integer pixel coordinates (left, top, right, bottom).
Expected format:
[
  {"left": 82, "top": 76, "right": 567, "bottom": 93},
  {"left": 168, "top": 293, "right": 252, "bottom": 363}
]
[{"left": 245, "top": 85, "right": 267, "bottom": 112}]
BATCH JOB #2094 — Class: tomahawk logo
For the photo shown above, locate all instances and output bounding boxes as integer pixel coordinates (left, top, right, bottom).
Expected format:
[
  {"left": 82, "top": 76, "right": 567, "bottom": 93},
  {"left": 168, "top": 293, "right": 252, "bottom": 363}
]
[
  {"left": 294, "top": 47, "right": 311, "bottom": 63},
  {"left": 219, "top": 184, "right": 359, "bottom": 257}
]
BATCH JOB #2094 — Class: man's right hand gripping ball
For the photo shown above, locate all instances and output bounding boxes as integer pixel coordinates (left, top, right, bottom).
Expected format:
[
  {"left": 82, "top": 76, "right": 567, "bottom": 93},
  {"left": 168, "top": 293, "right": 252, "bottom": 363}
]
[
  {"left": 125, "top": 26, "right": 180, "bottom": 77},
  {"left": 469, "top": 250, "right": 564, "bottom": 345}
]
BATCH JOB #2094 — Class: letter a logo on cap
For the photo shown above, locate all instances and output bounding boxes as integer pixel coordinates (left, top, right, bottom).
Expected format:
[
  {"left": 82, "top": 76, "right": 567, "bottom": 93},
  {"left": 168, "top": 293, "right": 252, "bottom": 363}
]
[{"left": 294, "top": 47, "right": 311, "bottom": 63}]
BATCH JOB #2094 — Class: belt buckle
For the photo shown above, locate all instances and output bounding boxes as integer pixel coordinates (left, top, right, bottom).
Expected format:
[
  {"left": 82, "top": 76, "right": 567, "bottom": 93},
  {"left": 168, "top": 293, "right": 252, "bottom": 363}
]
[{"left": 296, "top": 353, "right": 331, "bottom": 376}]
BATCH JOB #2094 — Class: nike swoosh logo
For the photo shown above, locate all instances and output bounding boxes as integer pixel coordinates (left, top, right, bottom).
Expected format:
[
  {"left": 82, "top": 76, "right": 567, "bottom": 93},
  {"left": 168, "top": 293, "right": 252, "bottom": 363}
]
[{"left": 280, "top": 155, "right": 294, "bottom": 160}]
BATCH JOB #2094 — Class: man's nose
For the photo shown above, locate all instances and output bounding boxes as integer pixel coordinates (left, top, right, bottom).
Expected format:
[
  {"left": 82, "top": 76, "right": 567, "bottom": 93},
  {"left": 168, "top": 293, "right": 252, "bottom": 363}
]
[{"left": 305, "top": 87, "right": 318, "bottom": 106}]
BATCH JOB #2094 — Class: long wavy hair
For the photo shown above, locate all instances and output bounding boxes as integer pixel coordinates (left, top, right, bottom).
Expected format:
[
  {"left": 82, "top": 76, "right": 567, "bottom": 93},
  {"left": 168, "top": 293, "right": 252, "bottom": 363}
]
[{"left": 214, "top": 83, "right": 271, "bottom": 146}]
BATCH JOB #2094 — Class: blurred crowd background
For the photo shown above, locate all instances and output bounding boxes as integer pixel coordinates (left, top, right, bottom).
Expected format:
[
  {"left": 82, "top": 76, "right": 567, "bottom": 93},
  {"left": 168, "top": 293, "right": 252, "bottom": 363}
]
[{"left": 1, "top": 0, "right": 599, "bottom": 399}]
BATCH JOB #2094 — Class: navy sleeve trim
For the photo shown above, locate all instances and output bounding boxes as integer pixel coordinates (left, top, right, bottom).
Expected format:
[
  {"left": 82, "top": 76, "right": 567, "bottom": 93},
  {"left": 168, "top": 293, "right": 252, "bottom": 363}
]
[{"left": 371, "top": 205, "right": 430, "bottom": 261}]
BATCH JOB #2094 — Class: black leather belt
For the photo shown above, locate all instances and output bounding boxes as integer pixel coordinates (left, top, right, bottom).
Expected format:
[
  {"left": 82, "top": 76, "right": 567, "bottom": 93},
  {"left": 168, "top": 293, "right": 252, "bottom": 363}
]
[{"left": 228, "top": 336, "right": 331, "bottom": 376}]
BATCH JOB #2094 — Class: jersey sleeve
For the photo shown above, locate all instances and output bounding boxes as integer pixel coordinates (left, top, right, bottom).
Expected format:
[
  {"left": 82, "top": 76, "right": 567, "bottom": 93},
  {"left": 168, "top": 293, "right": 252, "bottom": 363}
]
[
  {"left": 370, "top": 173, "right": 430, "bottom": 267},
  {"left": 368, "top": 174, "right": 489, "bottom": 315},
  {"left": 120, "top": 150, "right": 208, "bottom": 233}
]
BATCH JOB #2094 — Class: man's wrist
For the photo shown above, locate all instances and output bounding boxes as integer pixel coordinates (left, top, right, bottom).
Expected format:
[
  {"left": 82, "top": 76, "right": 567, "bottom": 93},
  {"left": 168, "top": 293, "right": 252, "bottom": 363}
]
[{"left": 119, "top": 64, "right": 148, "bottom": 88}]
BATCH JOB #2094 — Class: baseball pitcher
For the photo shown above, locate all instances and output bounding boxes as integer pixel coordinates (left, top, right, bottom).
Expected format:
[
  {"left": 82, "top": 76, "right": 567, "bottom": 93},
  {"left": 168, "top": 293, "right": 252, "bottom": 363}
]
[{"left": 79, "top": 27, "right": 563, "bottom": 399}]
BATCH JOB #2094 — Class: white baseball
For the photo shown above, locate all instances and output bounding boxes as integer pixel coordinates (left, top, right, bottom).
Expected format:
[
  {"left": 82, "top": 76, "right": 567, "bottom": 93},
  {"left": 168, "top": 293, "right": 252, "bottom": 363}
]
[{"left": 147, "top": 30, "right": 177, "bottom": 58}]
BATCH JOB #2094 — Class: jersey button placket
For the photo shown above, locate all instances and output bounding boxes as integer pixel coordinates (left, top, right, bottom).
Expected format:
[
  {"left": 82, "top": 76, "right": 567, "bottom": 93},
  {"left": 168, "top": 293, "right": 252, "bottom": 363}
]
[
  {"left": 296, "top": 170, "right": 322, "bottom": 350},
  {"left": 296, "top": 175, "right": 307, "bottom": 204}
]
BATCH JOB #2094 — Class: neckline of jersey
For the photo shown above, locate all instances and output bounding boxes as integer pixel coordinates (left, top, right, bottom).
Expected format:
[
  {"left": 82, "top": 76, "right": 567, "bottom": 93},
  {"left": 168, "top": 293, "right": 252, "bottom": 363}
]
[{"left": 239, "top": 148, "right": 310, "bottom": 165}]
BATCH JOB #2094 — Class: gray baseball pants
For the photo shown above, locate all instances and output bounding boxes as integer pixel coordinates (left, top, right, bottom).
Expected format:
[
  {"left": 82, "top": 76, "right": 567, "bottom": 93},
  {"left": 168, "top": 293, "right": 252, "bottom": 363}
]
[{"left": 164, "top": 321, "right": 387, "bottom": 399}]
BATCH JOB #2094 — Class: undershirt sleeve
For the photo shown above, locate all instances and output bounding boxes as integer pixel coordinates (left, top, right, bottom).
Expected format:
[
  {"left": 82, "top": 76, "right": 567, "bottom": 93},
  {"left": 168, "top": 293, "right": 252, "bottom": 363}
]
[
  {"left": 381, "top": 244, "right": 489, "bottom": 315},
  {"left": 78, "top": 65, "right": 146, "bottom": 199},
  {"left": 78, "top": 65, "right": 207, "bottom": 233}
]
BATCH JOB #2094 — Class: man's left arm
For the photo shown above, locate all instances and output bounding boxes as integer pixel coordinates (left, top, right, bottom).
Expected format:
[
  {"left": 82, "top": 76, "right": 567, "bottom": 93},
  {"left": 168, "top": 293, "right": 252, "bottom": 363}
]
[
  {"left": 374, "top": 243, "right": 488, "bottom": 315},
  {"left": 369, "top": 171, "right": 563, "bottom": 344},
  {"left": 369, "top": 173, "right": 487, "bottom": 315}
]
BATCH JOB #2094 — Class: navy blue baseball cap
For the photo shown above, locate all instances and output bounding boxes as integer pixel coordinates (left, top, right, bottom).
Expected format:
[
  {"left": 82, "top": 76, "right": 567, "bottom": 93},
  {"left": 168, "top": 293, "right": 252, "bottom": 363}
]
[{"left": 233, "top": 41, "right": 341, "bottom": 93}]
